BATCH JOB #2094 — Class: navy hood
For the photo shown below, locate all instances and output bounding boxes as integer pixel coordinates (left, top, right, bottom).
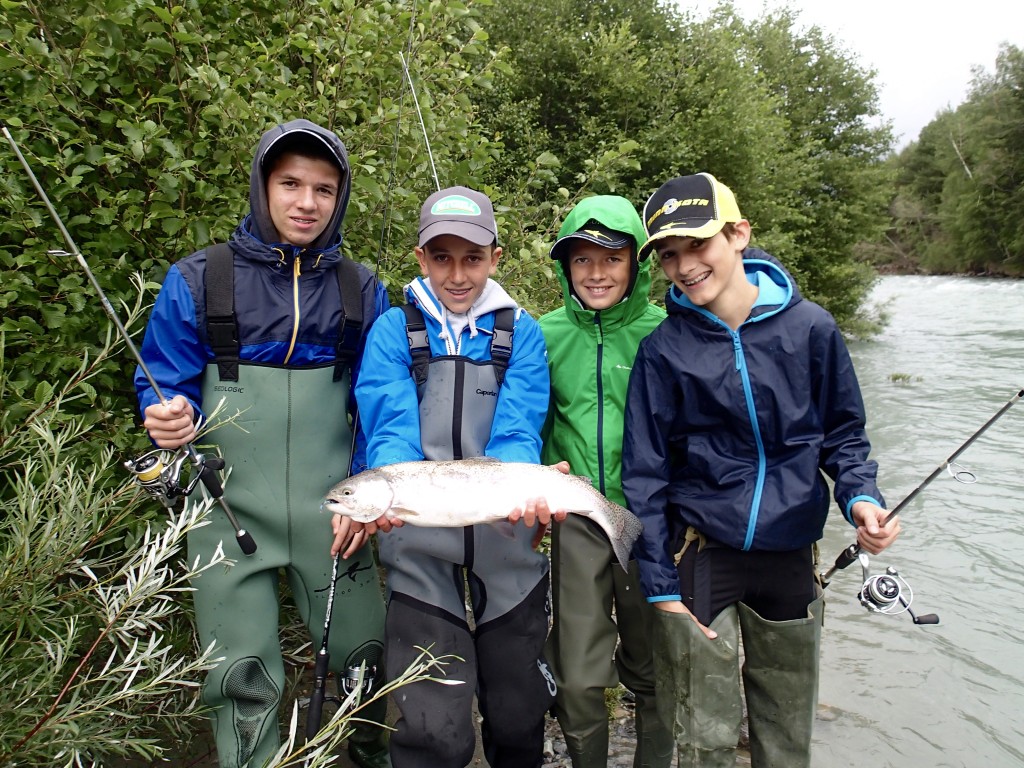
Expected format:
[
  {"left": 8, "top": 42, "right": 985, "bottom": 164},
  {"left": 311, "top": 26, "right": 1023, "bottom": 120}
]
[
  {"left": 665, "top": 246, "right": 801, "bottom": 324},
  {"left": 246, "top": 119, "right": 352, "bottom": 252}
]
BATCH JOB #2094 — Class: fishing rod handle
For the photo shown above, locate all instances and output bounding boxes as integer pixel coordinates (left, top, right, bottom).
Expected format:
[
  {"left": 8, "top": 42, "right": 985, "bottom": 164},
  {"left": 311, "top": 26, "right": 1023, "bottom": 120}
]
[
  {"left": 821, "top": 542, "right": 861, "bottom": 587},
  {"left": 305, "top": 651, "right": 331, "bottom": 741},
  {"left": 189, "top": 449, "right": 257, "bottom": 554}
]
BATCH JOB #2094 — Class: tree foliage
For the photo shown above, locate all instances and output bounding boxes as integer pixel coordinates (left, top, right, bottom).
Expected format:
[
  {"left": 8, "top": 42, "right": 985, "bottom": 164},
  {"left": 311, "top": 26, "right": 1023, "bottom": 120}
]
[
  {"left": 473, "top": 0, "right": 895, "bottom": 331},
  {"left": 881, "top": 43, "right": 1024, "bottom": 276}
]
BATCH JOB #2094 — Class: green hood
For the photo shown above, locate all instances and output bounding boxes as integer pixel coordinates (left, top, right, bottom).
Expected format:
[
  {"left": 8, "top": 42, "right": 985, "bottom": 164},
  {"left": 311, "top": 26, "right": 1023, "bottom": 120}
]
[{"left": 551, "top": 195, "right": 654, "bottom": 331}]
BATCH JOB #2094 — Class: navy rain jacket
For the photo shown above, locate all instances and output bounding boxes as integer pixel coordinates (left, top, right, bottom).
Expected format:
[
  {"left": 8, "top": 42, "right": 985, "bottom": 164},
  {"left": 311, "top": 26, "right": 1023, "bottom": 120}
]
[{"left": 622, "top": 249, "right": 883, "bottom": 601}]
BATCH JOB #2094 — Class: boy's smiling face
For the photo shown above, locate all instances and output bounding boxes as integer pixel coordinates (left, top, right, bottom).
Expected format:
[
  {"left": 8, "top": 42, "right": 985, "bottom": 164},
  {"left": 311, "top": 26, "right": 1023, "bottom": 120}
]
[
  {"left": 567, "top": 241, "right": 632, "bottom": 310},
  {"left": 655, "top": 221, "right": 751, "bottom": 316},
  {"left": 416, "top": 234, "right": 501, "bottom": 314}
]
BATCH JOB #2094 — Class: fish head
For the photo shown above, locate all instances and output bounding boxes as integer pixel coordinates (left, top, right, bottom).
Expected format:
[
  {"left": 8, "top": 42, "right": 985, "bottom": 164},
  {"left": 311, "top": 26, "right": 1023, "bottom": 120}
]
[{"left": 322, "top": 471, "right": 394, "bottom": 523}]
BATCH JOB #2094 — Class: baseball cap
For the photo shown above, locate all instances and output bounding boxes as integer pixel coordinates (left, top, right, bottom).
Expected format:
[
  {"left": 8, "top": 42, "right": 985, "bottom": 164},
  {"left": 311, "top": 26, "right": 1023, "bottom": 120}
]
[
  {"left": 638, "top": 173, "right": 743, "bottom": 259},
  {"left": 418, "top": 186, "right": 499, "bottom": 247},
  {"left": 549, "top": 220, "right": 634, "bottom": 261}
]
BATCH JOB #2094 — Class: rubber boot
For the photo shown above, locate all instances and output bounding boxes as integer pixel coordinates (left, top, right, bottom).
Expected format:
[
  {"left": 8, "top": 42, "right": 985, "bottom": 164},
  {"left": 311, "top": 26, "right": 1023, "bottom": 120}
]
[
  {"left": 738, "top": 595, "right": 824, "bottom": 768},
  {"left": 348, "top": 733, "right": 392, "bottom": 768},
  {"left": 563, "top": 725, "right": 610, "bottom": 768},
  {"left": 652, "top": 607, "right": 742, "bottom": 768},
  {"left": 632, "top": 687, "right": 674, "bottom": 768},
  {"left": 347, "top": 696, "right": 392, "bottom": 768}
]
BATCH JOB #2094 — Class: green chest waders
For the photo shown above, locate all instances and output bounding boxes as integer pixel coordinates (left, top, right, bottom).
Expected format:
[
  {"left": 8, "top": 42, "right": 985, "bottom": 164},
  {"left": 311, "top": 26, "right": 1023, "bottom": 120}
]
[{"left": 191, "top": 363, "right": 385, "bottom": 768}]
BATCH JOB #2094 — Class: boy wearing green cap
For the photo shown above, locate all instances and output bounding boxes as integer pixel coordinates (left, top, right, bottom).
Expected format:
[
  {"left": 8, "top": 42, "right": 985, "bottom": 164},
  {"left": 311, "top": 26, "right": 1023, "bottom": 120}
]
[
  {"left": 540, "top": 195, "right": 673, "bottom": 768},
  {"left": 622, "top": 173, "right": 901, "bottom": 767}
]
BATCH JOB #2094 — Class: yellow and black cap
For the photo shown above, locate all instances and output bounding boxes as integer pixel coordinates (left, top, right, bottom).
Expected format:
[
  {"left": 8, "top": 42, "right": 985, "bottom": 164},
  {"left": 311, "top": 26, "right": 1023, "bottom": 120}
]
[{"left": 639, "top": 173, "right": 742, "bottom": 259}]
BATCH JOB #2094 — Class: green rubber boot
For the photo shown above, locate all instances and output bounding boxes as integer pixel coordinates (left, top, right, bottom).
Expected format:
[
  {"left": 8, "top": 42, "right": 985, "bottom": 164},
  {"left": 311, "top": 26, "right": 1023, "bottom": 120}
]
[
  {"left": 563, "top": 725, "right": 610, "bottom": 768},
  {"left": 652, "top": 607, "right": 742, "bottom": 768},
  {"left": 738, "top": 595, "right": 824, "bottom": 768},
  {"left": 347, "top": 734, "right": 391, "bottom": 768}
]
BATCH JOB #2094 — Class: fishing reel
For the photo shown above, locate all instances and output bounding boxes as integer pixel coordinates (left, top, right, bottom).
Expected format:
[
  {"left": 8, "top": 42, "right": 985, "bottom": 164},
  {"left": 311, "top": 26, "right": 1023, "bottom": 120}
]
[
  {"left": 124, "top": 446, "right": 225, "bottom": 510},
  {"left": 855, "top": 553, "right": 939, "bottom": 625},
  {"left": 340, "top": 662, "right": 378, "bottom": 699}
]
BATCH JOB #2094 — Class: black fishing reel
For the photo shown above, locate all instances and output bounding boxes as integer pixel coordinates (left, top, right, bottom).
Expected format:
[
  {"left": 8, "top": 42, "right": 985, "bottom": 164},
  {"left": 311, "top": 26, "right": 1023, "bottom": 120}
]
[
  {"left": 856, "top": 553, "right": 939, "bottom": 625},
  {"left": 340, "top": 662, "right": 378, "bottom": 699}
]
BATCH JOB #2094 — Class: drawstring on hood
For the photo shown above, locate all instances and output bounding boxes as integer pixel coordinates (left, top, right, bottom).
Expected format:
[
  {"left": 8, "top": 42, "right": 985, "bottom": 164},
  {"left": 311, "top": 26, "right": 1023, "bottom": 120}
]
[
  {"left": 246, "top": 119, "right": 352, "bottom": 254},
  {"left": 405, "top": 276, "right": 519, "bottom": 356}
]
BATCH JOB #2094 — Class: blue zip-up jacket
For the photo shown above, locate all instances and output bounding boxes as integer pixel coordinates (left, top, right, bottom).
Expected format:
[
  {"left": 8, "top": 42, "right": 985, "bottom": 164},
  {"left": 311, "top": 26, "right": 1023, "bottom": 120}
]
[
  {"left": 355, "top": 276, "right": 549, "bottom": 470},
  {"left": 622, "top": 249, "right": 883, "bottom": 601},
  {"left": 135, "top": 120, "right": 388, "bottom": 428}
]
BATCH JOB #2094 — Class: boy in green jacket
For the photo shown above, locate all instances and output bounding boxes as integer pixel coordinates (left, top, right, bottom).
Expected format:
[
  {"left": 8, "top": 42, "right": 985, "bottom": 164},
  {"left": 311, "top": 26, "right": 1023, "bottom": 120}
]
[{"left": 540, "top": 195, "right": 673, "bottom": 767}]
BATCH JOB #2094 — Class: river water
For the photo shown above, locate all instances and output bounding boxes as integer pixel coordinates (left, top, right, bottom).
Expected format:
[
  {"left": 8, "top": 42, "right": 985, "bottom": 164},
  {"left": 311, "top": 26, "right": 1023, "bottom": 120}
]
[{"left": 814, "top": 275, "right": 1024, "bottom": 767}]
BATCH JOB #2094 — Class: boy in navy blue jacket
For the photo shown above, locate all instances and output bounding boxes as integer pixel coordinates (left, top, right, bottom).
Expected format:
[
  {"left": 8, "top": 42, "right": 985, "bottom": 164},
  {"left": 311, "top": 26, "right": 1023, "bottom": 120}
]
[{"left": 622, "top": 173, "right": 901, "bottom": 768}]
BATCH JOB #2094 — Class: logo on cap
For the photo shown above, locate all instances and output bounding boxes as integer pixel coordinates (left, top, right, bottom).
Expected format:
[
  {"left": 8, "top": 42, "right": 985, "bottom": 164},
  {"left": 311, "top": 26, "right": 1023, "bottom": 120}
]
[{"left": 432, "top": 195, "right": 481, "bottom": 217}]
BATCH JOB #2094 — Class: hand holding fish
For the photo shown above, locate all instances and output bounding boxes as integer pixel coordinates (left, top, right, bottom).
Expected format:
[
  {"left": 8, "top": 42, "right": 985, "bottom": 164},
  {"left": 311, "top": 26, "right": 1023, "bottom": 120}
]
[
  {"left": 330, "top": 510, "right": 405, "bottom": 558},
  {"left": 507, "top": 461, "right": 572, "bottom": 548}
]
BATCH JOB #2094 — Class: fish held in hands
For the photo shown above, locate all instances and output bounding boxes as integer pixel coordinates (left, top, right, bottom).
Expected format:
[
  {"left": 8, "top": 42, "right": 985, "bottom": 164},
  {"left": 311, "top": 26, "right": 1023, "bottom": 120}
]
[{"left": 323, "top": 459, "right": 642, "bottom": 570}]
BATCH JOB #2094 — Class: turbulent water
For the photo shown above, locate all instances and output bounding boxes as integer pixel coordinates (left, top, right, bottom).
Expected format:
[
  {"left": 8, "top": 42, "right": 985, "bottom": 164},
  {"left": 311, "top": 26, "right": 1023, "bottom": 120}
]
[{"left": 814, "top": 276, "right": 1024, "bottom": 767}]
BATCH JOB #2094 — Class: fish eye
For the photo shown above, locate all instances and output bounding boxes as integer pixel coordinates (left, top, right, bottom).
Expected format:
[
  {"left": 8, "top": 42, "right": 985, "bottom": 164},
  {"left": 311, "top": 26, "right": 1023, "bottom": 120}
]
[{"left": 342, "top": 488, "right": 353, "bottom": 496}]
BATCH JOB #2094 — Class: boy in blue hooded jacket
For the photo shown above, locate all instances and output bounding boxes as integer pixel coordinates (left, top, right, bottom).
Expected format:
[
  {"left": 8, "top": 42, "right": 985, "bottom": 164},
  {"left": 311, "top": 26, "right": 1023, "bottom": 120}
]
[
  {"left": 351, "top": 186, "right": 555, "bottom": 768},
  {"left": 622, "top": 173, "right": 901, "bottom": 767}
]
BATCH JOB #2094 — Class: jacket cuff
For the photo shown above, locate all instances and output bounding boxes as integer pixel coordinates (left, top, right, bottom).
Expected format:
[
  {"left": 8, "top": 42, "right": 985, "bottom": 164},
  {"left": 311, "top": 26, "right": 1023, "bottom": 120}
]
[{"left": 843, "top": 494, "right": 881, "bottom": 525}]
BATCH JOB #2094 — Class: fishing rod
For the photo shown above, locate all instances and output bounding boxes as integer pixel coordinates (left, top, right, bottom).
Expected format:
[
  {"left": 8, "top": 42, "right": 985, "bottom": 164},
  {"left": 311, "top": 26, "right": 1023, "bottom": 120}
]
[
  {"left": 2, "top": 124, "right": 256, "bottom": 556},
  {"left": 821, "top": 386, "right": 1023, "bottom": 623},
  {"left": 304, "top": 17, "right": 427, "bottom": 745}
]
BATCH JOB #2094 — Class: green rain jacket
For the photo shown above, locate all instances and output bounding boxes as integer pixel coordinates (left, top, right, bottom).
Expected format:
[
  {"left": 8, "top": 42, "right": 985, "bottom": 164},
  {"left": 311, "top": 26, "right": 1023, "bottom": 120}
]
[{"left": 539, "top": 196, "right": 666, "bottom": 506}]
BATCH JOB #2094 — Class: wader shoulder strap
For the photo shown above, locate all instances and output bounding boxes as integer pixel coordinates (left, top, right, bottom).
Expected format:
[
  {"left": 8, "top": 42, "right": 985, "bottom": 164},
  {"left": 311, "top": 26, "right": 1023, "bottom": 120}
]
[
  {"left": 491, "top": 307, "right": 514, "bottom": 387},
  {"left": 205, "top": 243, "right": 239, "bottom": 382},
  {"left": 333, "top": 256, "right": 364, "bottom": 382},
  {"left": 401, "top": 303, "right": 430, "bottom": 386},
  {"left": 205, "top": 246, "right": 364, "bottom": 383},
  {"left": 400, "top": 304, "right": 516, "bottom": 387}
]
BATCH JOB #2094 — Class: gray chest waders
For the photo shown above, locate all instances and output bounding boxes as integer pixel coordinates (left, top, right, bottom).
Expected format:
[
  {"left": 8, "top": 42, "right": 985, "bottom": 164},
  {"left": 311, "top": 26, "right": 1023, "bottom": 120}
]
[
  {"left": 377, "top": 354, "right": 548, "bottom": 624},
  {"left": 191, "top": 363, "right": 385, "bottom": 768},
  {"left": 379, "top": 323, "right": 555, "bottom": 768}
]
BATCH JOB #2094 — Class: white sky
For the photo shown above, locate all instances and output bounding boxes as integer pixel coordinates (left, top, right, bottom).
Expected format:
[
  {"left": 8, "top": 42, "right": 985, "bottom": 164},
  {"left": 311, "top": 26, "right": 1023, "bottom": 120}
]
[{"left": 682, "top": 1, "right": 1024, "bottom": 149}]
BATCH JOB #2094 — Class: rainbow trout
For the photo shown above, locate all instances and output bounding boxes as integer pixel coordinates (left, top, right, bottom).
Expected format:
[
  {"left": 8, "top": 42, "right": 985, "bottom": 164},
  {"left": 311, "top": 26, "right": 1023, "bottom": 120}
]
[{"left": 323, "top": 458, "right": 642, "bottom": 570}]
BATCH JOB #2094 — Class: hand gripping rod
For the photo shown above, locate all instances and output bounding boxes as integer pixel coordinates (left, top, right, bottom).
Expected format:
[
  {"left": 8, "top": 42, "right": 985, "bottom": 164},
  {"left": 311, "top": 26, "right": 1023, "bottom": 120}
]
[
  {"left": 821, "top": 387, "right": 1022, "bottom": 585},
  {"left": 2, "top": 124, "right": 256, "bottom": 555}
]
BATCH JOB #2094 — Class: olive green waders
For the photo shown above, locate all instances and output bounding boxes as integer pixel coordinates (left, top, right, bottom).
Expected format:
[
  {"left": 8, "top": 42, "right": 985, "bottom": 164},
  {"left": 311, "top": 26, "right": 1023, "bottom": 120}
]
[
  {"left": 652, "top": 607, "right": 742, "bottom": 768},
  {"left": 652, "top": 597, "right": 824, "bottom": 768},
  {"left": 192, "top": 364, "right": 387, "bottom": 768},
  {"left": 548, "top": 516, "right": 672, "bottom": 768},
  {"left": 738, "top": 595, "right": 824, "bottom": 768}
]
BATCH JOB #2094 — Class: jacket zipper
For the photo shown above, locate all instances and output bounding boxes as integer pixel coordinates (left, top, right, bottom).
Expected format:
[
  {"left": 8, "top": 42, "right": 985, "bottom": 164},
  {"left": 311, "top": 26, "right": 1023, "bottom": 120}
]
[
  {"left": 733, "top": 330, "right": 767, "bottom": 550},
  {"left": 284, "top": 254, "right": 302, "bottom": 364},
  {"left": 595, "top": 313, "right": 606, "bottom": 496}
]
